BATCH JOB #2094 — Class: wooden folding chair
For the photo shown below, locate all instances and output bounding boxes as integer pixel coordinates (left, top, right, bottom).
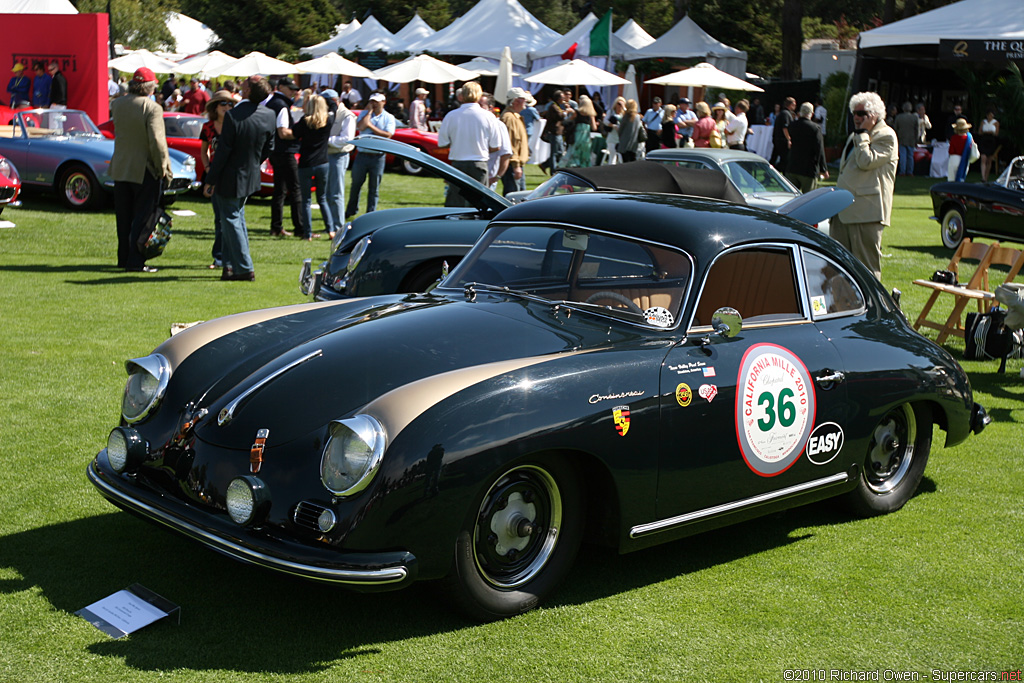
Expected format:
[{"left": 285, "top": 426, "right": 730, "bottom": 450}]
[
  {"left": 931, "top": 245, "right": 1024, "bottom": 344},
  {"left": 913, "top": 239, "right": 996, "bottom": 342}
]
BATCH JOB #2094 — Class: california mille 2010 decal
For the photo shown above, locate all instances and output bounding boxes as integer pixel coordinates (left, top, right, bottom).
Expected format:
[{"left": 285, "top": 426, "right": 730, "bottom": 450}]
[{"left": 736, "top": 344, "right": 816, "bottom": 476}]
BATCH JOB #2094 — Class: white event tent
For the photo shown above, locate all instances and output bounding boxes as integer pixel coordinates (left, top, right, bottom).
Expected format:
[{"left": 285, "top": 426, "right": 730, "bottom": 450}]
[
  {"left": 393, "top": 13, "right": 435, "bottom": 47},
  {"left": 614, "top": 19, "right": 655, "bottom": 50},
  {"left": 166, "top": 12, "right": 219, "bottom": 58},
  {"left": 334, "top": 15, "right": 398, "bottom": 53},
  {"left": 408, "top": 0, "right": 559, "bottom": 66},
  {"left": 623, "top": 15, "right": 748, "bottom": 78},
  {"left": 302, "top": 19, "right": 361, "bottom": 57},
  {"left": 858, "top": 0, "right": 1024, "bottom": 50},
  {"left": 529, "top": 13, "right": 632, "bottom": 105}
]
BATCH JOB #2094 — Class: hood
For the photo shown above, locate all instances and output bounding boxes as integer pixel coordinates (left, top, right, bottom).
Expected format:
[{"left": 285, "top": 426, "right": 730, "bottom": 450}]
[
  {"left": 354, "top": 137, "right": 509, "bottom": 214},
  {"left": 184, "top": 294, "right": 594, "bottom": 447},
  {"left": 338, "top": 205, "right": 478, "bottom": 251},
  {"left": 775, "top": 187, "right": 852, "bottom": 226}
]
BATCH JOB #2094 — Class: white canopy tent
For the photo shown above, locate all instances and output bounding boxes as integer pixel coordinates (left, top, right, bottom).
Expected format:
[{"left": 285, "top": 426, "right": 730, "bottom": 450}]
[
  {"left": 859, "top": 0, "right": 1024, "bottom": 49},
  {"left": 393, "top": 13, "right": 435, "bottom": 47},
  {"left": 623, "top": 15, "right": 748, "bottom": 78},
  {"left": 324, "top": 15, "right": 397, "bottom": 53},
  {"left": 302, "top": 19, "right": 361, "bottom": 57},
  {"left": 408, "top": 0, "right": 559, "bottom": 65},
  {"left": 166, "top": 13, "right": 219, "bottom": 58},
  {"left": 615, "top": 19, "right": 655, "bottom": 50}
]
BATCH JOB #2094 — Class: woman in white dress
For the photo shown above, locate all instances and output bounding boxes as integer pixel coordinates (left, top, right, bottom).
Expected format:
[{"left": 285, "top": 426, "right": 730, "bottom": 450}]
[{"left": 602, "top": 97, "right": 626, "bottom": 165}]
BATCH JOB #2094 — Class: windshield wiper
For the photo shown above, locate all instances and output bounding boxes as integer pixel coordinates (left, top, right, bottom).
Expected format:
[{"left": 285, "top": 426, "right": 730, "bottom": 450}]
[
  {"left": 462, "top": 282, "right": 644, "bottom": 323},
  {"left": 463, "top": 282, "right": 552, "bottom": 306}
]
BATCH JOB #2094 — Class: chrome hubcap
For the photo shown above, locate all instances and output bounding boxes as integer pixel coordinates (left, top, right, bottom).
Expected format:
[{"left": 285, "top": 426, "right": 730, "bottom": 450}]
[
  {"left": 865, "top": 404, "right": 915, "bottom": 493},
  {"left": 65, "top": 173, "right": 91, "bottom": 205}
]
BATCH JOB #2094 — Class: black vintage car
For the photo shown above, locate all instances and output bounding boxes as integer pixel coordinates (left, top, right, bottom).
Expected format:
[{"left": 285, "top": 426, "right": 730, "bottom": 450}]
[
  {"left": 931, "top": 155, "right": 1024, "bottom": 248},
  {"left": 89, "top": 191, "right": 988, "bottom": 621},
  {"left": 301, "top": 138, "right": 831, "bottom": 301}
]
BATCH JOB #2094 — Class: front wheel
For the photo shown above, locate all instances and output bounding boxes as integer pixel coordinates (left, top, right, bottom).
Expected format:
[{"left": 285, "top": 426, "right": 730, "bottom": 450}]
[
  {"left": 57, "top": 163, "right": 102, "bottom": 210},
  {"left": 940, "top": 207, "right": 966, "bottom": 250},
  {"left": 844, "top": 403, "right": 931, "bottom": 517},
  {"left": 447, "top": 460, "right": 583, "bottom": 621},
  {"left": 402, "top": 155, "right": 426, "bottom": 176}
]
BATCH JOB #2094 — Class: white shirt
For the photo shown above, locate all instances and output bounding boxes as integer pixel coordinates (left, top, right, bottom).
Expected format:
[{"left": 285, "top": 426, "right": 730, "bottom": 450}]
[
  {"left": 438, "top": 102, "right": 501, "bottom": 162},
  {"left": 488, "top": 116, "right": 513, "bottom": 184},
  {"left": 726, "top": 112, "right": 748, "bottom": 146},
  {"left": 342, "top": 89, "right": 361, "bottom": 108},
  {"left": 814, "top": 105, "right": 827, "bottom": 136}
]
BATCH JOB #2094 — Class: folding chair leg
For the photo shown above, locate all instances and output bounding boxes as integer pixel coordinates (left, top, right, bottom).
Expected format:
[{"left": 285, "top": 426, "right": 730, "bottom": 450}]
[
  {"left": 914, "top": 290, "right": 942, "bottom": 331},
  {"left": 937, "top": 297, "right": 973, "bottom": 344}
]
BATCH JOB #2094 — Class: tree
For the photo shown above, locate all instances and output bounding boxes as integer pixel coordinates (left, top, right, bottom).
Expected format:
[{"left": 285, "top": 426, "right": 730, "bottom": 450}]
[
  {"left": 72, "top": 0, "right": 176, "bottom": 52},
  {"left": 780, "top": 0, "right": 803, "bottom": 79},
  {"left": 179, "top": 0, "right": 340, "bottom": 58}
]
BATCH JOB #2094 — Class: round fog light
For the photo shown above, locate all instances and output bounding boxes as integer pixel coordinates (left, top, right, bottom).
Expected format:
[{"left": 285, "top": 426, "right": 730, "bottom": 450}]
[
  {"left": 106, "top": 427, "right": 148, "bottom": 473},
  {"left": 317, "top": 508, "right": 337, "bottom": 533},
  {"left": 225, "top": 476, "right": 270, "bottom": 526}
]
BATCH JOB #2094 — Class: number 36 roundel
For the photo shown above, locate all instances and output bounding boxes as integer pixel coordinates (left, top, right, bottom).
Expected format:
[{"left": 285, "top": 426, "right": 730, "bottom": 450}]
[{"left": 736, "top": 344, "right": 817, "bottom": 477}]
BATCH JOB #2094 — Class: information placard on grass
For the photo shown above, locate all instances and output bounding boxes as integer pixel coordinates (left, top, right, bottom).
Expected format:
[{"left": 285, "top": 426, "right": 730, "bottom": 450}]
[{"left": 76, "top": 584, "right": 180, "bottom": 639}]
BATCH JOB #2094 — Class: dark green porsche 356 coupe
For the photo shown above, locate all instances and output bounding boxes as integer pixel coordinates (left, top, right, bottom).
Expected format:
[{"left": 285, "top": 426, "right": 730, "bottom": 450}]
[{"left": 89, "top": 189, "right": 988, "bottom": 620}]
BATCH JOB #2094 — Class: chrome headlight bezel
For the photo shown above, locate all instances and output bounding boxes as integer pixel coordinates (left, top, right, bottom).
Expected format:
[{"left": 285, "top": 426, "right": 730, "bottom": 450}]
[
  {"left": 320, "top": 415, "right": 387, "bottom": 497},
  {"left": 121, "top": 354, "right": 171, "bottom": 424},
  {"left": 346, "top": 235, "right": 371, "bottom": 275}
]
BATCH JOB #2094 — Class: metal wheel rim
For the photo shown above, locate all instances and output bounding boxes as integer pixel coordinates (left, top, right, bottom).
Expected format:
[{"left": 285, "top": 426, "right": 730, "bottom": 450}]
[
  {"left": 942, "top": 211, "right": 964, "bottom": 249},
  {"left": 403, "top": 159, "right": 423, "bottom": 175},
  {"left": 64, "top": 171, "right": 92, "bottom": 206},
  {"left": 473, "top": 465, "right": 562, "bottom": 589},
  {"left": 865, "top": 404, "right": 916, "bottom": 493}
]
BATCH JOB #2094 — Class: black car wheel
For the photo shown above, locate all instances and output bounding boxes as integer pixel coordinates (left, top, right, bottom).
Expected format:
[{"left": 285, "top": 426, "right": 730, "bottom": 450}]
[
  {"left": 845, "top": 403, "right": 931, "bottom": 517},
  {"left": 448, "top": 460, "right": 583, "bottom": 621},
  {"left": 402, "top": 157, "right": 426, "bottom": 176},
  {"left": 585, "top": 291, "right": 643, "bottom": 314},
  {"left": 58, "top": 163, "right": 101, "bottom": 211},
  {"left": 940, "top": 207, "right": 966, "bottom": 249}
]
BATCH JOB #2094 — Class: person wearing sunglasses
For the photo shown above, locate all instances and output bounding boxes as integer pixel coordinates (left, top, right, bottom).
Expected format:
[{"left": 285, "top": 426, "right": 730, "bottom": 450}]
[{"left": 832, "top": 91, "right": 898, "bottom": 281}]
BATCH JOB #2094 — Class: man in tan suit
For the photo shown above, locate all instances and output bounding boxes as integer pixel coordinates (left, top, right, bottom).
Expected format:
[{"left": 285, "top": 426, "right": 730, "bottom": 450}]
[
  {"left": 833, "top": 91, "right": 897, "bottom": 281},
  {"left": 109, "top": 67, "right": 172, "bottom": 273}
]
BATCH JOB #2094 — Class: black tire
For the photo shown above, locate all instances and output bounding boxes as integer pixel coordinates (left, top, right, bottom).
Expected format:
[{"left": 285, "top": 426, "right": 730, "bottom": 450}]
[
  {"left": 844, "top": 403, "right": 931, "bottom": 517},
  {"left": 940, "top": 207, "right": 966, "bottom": 250},
  {"left": 402, "top": 157, "right": 426, "bottom": 176},
  {"left": 57, "top": 163, "right": 102, "bottom": 211},
  {"left": 401, "top": 261, "right": 448, "bottom": 293},
  {"left": 585, "top": 290, "right": 643, "bottom": 314},
  {"left": 447, "top": 459, "right": 583, "bottom": 621}
]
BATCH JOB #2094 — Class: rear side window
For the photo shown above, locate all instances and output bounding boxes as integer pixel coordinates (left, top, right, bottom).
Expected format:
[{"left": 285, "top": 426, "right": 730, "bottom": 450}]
[
  {"left": 802, "top": 250, "right": 865, "bottom": 319},
  {"left": 693, "top": 246, "right": 803, "bottom": 326}
]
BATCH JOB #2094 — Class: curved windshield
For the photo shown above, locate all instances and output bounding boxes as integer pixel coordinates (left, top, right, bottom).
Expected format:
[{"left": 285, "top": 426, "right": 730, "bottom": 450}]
[
  {"left": 164, "top": 115, "right": 205, "bottom": 139},
  {"left": 523, "top": 171, "right": 598, "bottom": 201},
  {"left": 14, "top": 110, "right": 100, "bottom": 138},
  {"left": 721, "top": 160, "right": 797, "bottom": 194},
  {"left": 443, "top": 224, "right": 692, "bottom": 328}
]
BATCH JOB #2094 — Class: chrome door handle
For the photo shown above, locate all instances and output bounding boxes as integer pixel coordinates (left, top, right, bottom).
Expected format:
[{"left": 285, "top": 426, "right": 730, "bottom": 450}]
[{"left": 816, "top": 370, "right": 845, "bottom": 386}]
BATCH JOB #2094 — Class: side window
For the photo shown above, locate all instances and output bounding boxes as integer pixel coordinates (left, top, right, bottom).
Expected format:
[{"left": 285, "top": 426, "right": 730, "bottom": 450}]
[
  {"left": 693, "top": 246, "right": 804, "bottom": 326},
  {"left": 660, "top": 159, "right": 711, "bottom": 171},
  {"left": 802, "top": 250, "right": 865, "bottom": 319}
]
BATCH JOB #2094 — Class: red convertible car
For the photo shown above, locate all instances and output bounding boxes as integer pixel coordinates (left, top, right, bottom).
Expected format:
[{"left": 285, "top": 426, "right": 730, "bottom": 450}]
[
  {"left": 98, "top": 112, "right": 275, "bottom": 195},
  {"left": 0, "top": 152, "right": 21, "bottom": 215}
]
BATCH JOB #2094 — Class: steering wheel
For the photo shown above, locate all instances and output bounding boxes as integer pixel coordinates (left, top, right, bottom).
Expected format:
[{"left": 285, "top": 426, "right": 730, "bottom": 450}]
[{"left": 585, "top": 291, "right": 643, "bottom": 314}]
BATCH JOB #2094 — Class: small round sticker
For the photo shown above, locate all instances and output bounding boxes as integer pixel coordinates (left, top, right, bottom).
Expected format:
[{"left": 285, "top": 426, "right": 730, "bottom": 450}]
[
  {"left": 675, "top": 383, "right": 692, "bottom": 407},
  {"left": 807, "top": 422, "right": 844, "bottom": 465},
  {"left": 644, "top": 306, "right": 674, "bottom": 327},
  {"left": 735, "top": 344, "right": 816, "bottom": 477}
]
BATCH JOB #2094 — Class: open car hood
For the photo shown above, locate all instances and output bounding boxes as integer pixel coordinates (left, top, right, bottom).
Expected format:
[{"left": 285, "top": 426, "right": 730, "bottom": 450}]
[
  {"left": 353, "top": 137, "right": 510, "bottom": 214},
  {"left": 775, "top": 187, "right": 853, "bottom": 226}
]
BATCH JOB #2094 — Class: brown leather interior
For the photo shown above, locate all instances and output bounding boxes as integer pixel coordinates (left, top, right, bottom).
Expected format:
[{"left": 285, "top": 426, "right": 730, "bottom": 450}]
[{"left": 694, "top": 249, "right": 800, "bottom": 325}]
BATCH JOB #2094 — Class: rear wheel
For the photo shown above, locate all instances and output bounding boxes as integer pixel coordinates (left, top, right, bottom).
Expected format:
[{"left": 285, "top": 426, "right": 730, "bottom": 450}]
[
  {"left": 57, "top": 163, "right": 102, "bottom": 210},
  {"left": 940, "top": 207, "right": 966, "bottom": 249},
  {"left": 402, "top": 155, "right": 426, "bottom": 175},
  {"left": 844, "top": 403, "right": 931, "bottom": 516},
  {"left": 447, "top": 459, "right": 583, "bottom": 621}
]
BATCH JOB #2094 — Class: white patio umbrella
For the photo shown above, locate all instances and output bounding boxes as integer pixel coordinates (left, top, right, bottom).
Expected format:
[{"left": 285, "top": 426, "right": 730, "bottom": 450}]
[
  {"left": 172, "top": 50, "right": 236, "bottom": 76},
  {"left": 456, "top": 56, "right": 519, "bottom": 78},
  {"left": 371, "top": 54, "right": 478, "bottom": 84},
  {"left": 522, "top": 59, "right": 629, "bottom": 87},
  {"left": 494, "top": 47, "right": 514, "bottom": 105},
  {"left": 622, "top": 64, "right": 639, "bottom": 103},
  {"left": 294, "top": 53, "right": 374, "bottom": 78},
  {"left": 108, "top": 49, "right": 180, "bottom": 74},
  {"left": 204, "top": 51, "right": 295, "bottom": 78},
  {"left": 644, "top": 62, "right": 764, "bottom": 92}
]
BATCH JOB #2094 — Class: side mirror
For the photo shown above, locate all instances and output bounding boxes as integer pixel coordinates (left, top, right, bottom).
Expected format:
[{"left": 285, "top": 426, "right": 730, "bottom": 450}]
[{"left": 712, "top": 307, "right": 742, "bottom": 338}]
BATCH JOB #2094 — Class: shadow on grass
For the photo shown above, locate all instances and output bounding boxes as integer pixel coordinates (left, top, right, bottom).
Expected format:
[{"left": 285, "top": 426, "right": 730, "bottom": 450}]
[
  {"left": 0, "top": 263, "right": 230, "bottom": 284},
  {"left": 0, "top": 483, "right": 925, "bottom": 675}
]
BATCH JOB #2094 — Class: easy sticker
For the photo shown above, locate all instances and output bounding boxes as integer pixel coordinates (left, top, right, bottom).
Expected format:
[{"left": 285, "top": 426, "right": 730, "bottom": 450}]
[
  {"left": 698, "top": 384, "right": 718, "bottom": 402},
  {"left": 644, "top": 306, "right": 674, "bottom": 328},
  {"left": 612, "top": 405, "right": 630, "bottom": 436},
  {"left": 735, "top": 344, "right": 816, "bottom": 477},
  {"left": 675, "top": 383, "right": 692, "bottom": 407},
  {"left": 807, "top": 422, "right": 844, "bottom": 465}
]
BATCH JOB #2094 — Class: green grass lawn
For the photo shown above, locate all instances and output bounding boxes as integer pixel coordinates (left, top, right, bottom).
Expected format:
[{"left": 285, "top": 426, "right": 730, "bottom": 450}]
[{"left": 0, "top": 169, "right": 1021, "bottom": 682}]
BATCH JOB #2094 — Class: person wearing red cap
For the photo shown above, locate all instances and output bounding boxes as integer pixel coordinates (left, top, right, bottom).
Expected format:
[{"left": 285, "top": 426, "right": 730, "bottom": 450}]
[{"left": 108, "top": 67, "right": 173, "bottom": 273}]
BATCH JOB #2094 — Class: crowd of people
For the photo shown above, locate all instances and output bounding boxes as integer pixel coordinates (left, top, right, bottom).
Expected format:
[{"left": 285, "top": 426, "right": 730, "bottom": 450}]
[{"left": 6, "top": 60, "right": 67, "bottom": 109}]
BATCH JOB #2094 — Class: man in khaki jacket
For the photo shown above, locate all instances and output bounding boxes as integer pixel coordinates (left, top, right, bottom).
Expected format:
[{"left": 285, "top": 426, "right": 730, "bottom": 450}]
[
  {"left": 500, "top": 87, "right": 530, "bottom": 195},
  {"left": 833, "top": 91, "right": 897, "bottom": 281},
  {"left": 109, "top": 67, "right": 172, "bottom": 272}
]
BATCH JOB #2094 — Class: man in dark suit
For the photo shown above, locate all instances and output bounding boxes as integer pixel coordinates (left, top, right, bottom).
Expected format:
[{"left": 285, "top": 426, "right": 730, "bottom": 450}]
[{"left": 204, "top": 75, "right": 276, "bottom": 281}]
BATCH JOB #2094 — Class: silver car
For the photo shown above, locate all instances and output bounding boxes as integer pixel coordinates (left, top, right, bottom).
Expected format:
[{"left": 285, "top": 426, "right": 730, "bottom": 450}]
[{"left": 0, "top": 109, "right": 197, "bottom": 210}]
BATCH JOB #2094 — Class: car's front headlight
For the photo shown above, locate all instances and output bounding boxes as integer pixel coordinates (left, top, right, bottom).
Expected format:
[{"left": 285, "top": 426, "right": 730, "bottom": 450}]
[
  {"left": 180, "top": 156, "right": 196, "bottom": 173},
  {"left": 347, "top": 236, "right": 371, "bottom": 274},
  {"left": 122, "top": 354, "right": 171, "bottom": 423},
  {"left": 320, "top": 415, "right": 386, "bottom": 497},
  {"left": 0, "top": 157, "right": 17, "bottom": 181}
]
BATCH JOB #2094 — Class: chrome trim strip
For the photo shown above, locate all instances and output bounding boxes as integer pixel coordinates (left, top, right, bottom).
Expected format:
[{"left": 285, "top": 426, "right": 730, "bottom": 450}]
[
  {"left": 629, "top": 472, "right": 849, "bottom": 538},
  {"left": 87, "top": 463, "right": 408, "bottom": 584},
  {"left": 407, "top": 243, "right": 475, "bottom": 249},
  {"left": 218, "top": 349, "right": 323, "bottom": 426}
]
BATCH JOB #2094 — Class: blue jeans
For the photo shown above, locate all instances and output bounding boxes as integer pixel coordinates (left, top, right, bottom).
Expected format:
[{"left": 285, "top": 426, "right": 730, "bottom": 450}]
[
  {"left": 299, "top": 162, "right": 333, "bottom": 237},
  {"left": 898, "top": 144, "right": 915, "bottom": 175},
  {"left": 325, "top": 151, "right": 349, "bottom": 232},
  {"left": 212, "top": 193, "right": 253, "bottom": 274},
  {"left": 347, "top": 152, "right": 385, "bottom": 217}
]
